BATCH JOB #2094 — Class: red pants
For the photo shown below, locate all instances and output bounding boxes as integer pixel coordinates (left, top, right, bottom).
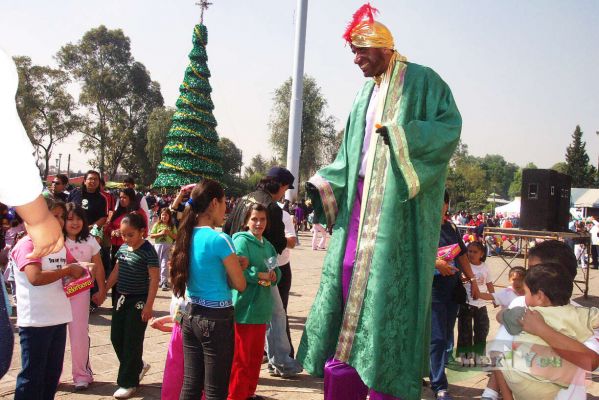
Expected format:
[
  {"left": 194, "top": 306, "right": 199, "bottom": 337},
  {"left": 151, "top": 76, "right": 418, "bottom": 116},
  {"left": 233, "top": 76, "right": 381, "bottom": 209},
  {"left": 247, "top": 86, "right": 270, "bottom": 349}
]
[{"left": 228, "top": 323, "right": 266, "bottom": 400}]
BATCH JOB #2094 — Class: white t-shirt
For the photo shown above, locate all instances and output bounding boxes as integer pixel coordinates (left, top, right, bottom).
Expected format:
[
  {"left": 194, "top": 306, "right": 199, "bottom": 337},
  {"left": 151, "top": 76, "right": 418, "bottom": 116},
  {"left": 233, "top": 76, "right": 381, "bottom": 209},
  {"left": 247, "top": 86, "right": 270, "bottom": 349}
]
[
  {"left": 494, "top": 295, "right": 599, "bottom": 399},
  {"left": 277, "top": 208, "right": 296, "bottom": 266},
  {"left": 11, "top": 236, "right": 73, "bottom": 327},
  {"left": 0, "top": 48, "right": 43, "bottom": 206},
  {"left": 359, "top": 84, "right": 380, "bottom": 178},
  {"left": 65, "top": 236, "right": 101, "bottom": 263},
  {"left": 465, "top": 262, "right": 492, "bottom": 308},
  {"left": 492, "top": 286, "right": 520, "bottom": 308}
]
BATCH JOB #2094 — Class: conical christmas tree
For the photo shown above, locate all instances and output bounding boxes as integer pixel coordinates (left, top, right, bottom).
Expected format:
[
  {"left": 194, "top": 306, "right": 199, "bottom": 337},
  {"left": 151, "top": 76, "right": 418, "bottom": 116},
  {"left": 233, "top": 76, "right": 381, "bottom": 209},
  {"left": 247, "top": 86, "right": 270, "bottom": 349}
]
[{"left": 153, "top": 24, "right": 223, "bottom": 189}]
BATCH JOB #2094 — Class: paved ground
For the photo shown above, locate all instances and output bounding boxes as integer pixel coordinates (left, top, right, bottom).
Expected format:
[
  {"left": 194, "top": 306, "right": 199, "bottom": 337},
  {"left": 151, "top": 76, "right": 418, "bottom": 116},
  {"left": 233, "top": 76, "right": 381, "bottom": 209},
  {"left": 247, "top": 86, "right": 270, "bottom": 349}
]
[{"left": 1, "top": 231, "right": 599, "bottom": 399}]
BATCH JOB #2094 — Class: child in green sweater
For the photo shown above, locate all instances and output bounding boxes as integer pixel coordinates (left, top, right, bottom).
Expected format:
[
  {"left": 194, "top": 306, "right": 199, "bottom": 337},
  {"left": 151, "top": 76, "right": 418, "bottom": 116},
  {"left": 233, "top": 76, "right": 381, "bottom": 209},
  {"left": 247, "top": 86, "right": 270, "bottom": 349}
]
[{"left": 229, "top": 203, "right": 281, "bottom": 400}]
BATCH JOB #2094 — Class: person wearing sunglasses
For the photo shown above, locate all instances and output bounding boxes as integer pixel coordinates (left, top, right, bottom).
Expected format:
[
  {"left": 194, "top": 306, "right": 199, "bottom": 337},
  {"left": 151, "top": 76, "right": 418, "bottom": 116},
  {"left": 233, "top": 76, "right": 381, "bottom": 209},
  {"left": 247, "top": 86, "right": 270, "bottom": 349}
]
[{"left": 46, "top": 174, "right": 69, "bottom": 203}]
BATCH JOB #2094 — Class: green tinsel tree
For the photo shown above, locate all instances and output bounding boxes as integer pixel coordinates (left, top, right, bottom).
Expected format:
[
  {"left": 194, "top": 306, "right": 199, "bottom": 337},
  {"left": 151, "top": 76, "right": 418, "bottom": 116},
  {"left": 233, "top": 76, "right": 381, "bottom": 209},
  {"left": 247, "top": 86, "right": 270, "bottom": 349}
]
[{"left": 153, "top": 23, "right": 223, "bottom": 189}]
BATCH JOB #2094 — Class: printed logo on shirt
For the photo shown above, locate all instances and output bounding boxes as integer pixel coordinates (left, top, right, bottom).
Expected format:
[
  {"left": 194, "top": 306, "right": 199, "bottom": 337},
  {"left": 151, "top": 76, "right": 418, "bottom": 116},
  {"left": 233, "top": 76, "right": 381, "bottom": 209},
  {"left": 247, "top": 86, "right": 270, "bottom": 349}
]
[
  {"left": 82, "top": 199, "right": 89, "bottom": 209},
  {"left": 46, "top": 256, "right": 66, "bottom": 269},
  {"left": 135, "top": 301, "right": 145, "bottom": 310}
]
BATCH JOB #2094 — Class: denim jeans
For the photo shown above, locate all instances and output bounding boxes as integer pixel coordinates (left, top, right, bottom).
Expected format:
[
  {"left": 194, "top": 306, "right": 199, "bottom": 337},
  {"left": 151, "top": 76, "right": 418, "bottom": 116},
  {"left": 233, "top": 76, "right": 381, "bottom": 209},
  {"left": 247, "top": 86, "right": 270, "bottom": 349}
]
[
  {"left": 180, "top": 303, "right": 235, "bottom": 400},
  {"left": 430, "top": 274, "right": 460, "bottom": 393},
  {"left": 277, "top": 263, "right": 294, "bottom": 356},
  {"left": 15, "top": 324, "right": 67, "bottom": 400},
  {"left": 265, "top": 286, "right": 302, "bottom": 375},
  {"left": 0, "top": 279, "right": 12, "bottom": 379}
]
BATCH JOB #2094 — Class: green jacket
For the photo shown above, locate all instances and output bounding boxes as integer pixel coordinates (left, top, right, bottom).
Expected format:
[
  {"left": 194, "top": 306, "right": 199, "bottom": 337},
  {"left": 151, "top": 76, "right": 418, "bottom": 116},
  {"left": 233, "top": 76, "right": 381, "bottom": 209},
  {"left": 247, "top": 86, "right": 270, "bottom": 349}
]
[{"left": 231, "top": 231, "right": 281, "bottom": 324}]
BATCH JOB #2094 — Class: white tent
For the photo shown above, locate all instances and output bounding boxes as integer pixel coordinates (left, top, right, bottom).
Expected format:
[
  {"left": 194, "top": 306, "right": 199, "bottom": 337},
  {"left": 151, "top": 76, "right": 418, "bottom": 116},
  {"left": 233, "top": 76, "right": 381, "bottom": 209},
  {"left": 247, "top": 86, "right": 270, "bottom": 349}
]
[{"left": 495, "top": 197, "right": 520, "bottom": 217}]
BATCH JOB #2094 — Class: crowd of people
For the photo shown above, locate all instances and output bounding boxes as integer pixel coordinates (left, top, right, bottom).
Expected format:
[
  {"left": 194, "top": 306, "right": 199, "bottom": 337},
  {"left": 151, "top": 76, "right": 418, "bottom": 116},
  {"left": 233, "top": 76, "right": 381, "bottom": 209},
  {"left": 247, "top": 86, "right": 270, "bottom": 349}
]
[{"left": 0, "top": 166, "right": 323, "bottom": 399}]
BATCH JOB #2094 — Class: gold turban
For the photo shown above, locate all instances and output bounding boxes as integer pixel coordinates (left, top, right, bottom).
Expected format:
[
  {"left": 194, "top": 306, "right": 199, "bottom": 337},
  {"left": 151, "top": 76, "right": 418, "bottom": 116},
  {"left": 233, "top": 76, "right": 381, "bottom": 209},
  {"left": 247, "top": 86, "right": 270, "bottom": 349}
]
[{"left": 343, "top": 3, "right": 394, "bottom": 49}]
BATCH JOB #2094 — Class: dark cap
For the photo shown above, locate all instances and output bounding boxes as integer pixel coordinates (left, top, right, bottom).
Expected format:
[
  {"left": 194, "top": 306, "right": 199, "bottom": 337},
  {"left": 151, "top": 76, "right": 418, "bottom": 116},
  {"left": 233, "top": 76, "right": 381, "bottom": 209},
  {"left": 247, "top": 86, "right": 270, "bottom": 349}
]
[{"left": 267, "top": 167, "right": 295, "bottom": 189}]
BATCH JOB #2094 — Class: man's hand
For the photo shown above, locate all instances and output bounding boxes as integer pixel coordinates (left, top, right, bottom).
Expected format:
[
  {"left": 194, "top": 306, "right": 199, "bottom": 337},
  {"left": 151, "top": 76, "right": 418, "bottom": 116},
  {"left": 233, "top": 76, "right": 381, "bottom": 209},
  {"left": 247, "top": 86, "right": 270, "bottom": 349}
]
[
  {"left": 435, "top": 260, "right": 456, "bottom": 276},
  {"left": 25, "top": 213, "right": 64, "bottom": 259},
  {"left": 141, "top": 304, "right": 153, "bottom": 322},
  {"left": 239, "top": 256, "right": 249, "bottom": 270},
  {"left": 375, "top": 124, "right": 390, "bottom": 146}
]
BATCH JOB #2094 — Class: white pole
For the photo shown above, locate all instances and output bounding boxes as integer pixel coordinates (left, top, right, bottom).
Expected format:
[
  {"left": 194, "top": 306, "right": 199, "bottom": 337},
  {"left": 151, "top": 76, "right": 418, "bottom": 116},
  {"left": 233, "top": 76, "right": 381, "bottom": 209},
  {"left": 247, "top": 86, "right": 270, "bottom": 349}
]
[{"left": 285, "top": 0, "right": 308, "bottom": 202}]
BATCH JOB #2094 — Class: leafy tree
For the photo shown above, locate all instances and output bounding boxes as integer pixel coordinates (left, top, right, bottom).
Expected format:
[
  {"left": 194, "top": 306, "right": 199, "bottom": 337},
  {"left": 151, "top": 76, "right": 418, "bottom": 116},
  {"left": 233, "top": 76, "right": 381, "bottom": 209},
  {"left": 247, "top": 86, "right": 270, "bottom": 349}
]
[
  {"left": 565, "top": 125, "right": 596, "bottom": 187},
  {"left": 57, "top": 25, "right": 162, "bottom": 179},
  {"left": 268, "top": 75, "right": 337, "bottom": 183},
  {"left": 218, "top": 137, "right": 245, "bottom": 196},
  {"left": 244, "top": 154, "right": 268, "bottom": 178},
  {"left": 551, "top": 162, "right": 568, "bottom": 174},
  {"left": 117, "top": 62, "right": 164, "bottom": 183},
  {"left": 479, "top": 154, "right": 518, "bottom": 198},
  {"left": 13, "top": 56, "right": 80, "bottom": 179},
  {"left": 145, "top": 106, "right": 175, "bottom": 185},
  {"left": 218, "top": 137, "right": 243, "bottom": 178}
]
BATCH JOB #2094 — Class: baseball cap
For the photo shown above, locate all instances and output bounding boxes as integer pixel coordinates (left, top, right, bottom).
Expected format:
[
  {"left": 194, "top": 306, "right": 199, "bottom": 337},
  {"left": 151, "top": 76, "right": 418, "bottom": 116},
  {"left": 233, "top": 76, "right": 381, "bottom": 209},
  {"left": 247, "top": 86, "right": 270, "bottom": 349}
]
[{"left": 267, "top": 167, "right": 295, "bottom": 189}]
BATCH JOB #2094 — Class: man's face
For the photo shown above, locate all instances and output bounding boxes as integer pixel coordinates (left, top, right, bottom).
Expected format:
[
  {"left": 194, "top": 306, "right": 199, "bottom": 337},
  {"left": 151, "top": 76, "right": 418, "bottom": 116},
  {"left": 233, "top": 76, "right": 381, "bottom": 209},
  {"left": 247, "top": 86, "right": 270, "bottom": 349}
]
[
  {"left": 85, "top": 174, "right": 100, "bottom": 192},
  {"left": 51, "top": 179, "right": 64, "bottom": 194},
  {"left": 125, "top": 183, "right": 135, "bottom": 190},
  {"left": 351, "top": 45, "right": 390, "bottom": 77}
]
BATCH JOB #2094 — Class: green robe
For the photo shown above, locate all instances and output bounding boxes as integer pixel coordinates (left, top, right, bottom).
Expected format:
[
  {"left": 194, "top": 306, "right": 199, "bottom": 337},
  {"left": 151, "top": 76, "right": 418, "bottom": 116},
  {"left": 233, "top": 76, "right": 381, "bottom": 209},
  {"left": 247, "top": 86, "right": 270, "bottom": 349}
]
[{"left": 297, "top": 59, "right": 461, "bottom": 400}]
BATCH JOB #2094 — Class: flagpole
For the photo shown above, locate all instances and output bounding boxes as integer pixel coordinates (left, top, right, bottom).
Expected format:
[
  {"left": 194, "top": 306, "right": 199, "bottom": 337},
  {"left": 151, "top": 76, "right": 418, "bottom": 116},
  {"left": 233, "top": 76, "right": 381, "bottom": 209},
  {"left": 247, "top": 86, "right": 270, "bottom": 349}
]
[{"left": 285, "top": 0, "right": 309, "bottom": 202}]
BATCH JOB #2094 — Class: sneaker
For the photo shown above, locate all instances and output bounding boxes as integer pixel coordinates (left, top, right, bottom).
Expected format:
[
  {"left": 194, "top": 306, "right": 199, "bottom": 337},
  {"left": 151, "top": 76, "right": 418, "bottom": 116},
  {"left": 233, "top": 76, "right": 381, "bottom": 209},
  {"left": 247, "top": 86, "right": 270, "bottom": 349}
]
[
  {"left": 268, "top": 365, "right": 301, "bottom": 378},
  {"left": 89, "top": 304, "right": 98, "bottom": 313},
  {"left": 74, "top": 381, "right": 90, "bottom": 390},
  {"left": 114, "top": 386, "right": 137, "bottom": 399},
  {"left": 139, "top": 361, "right": 151, "bottom": 382},
  {"left": 161, "top": 284, "right": 169, "bottom": 291},
  {"left": 436, "top": 390, "right": 454, "bottom": 400}
]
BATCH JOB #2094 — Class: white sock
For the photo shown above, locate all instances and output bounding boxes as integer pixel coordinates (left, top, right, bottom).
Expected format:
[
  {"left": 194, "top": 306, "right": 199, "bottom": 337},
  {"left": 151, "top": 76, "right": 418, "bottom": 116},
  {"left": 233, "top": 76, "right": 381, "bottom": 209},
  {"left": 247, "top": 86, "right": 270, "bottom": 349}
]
[{"left": 481, "top": 388, "right": 499, "bottom": 399}]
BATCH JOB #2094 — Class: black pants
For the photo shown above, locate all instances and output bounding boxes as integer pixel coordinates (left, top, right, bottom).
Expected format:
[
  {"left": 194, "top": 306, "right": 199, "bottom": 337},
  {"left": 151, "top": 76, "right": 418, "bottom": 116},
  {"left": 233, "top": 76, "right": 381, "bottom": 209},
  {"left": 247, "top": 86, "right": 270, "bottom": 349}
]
[
  {"left": 91, "top": 246, "right": 111, "bottom": 305},
  {"left": 180, "top": 303, "right": 235, "bottom": 400},
  {"left": 277, "top": 263, "right": 294, "bottom": 357},
  {"left": 111, "top": 294, "right": 148, "bottom": 388},
  {"left": 592, "top": 245, "right": 599, "bottom": 269},
  {"left": 109, "top": 246, "right": 121, "bottom": 307},
  {"left": 456, "top": 304, "right": 489, "bottom": 356}
]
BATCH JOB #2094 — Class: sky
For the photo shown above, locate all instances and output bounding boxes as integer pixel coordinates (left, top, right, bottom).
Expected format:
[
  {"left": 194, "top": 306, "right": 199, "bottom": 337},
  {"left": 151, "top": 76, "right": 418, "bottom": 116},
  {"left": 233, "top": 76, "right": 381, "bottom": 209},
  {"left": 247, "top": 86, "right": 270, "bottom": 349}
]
[{"left": 1, "top": 0, "right": 598, "bottom": 173}]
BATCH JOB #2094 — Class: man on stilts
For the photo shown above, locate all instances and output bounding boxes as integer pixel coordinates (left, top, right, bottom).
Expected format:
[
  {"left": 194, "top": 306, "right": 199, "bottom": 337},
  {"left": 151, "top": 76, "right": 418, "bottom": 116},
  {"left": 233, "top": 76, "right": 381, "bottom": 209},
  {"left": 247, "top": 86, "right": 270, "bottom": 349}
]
[{"left": 297, "top": 4, "right": 462, "bottom": 400}]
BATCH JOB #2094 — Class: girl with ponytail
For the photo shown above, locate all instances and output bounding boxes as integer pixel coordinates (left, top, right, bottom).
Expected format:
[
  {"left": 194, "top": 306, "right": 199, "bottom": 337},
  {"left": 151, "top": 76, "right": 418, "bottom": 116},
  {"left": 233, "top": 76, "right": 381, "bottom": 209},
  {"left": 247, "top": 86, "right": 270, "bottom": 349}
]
[{"left": 170, "top": 179, "right": 247, "bottom": 400}]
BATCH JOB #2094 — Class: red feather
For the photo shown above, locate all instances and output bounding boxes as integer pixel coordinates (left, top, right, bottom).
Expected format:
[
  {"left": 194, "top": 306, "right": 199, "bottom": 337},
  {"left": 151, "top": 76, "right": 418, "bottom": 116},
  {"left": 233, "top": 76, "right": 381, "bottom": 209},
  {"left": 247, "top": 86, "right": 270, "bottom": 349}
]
[{"left": 342, "top": 3, "right": 379, "bottom": 43}]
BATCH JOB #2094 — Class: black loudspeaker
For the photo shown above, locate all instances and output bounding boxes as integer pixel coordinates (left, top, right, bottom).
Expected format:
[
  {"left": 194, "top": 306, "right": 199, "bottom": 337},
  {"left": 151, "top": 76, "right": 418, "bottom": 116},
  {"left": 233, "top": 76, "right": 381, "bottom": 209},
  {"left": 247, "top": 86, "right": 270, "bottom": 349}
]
[{"left": 520, "top": 169, "right": 571, "bottom": 232}]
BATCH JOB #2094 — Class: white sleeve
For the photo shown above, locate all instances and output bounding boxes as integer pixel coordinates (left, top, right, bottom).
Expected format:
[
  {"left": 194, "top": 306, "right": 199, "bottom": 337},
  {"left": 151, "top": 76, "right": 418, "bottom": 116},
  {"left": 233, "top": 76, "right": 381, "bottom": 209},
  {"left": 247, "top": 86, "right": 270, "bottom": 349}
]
[
  {"left": 87, "top": 236, "right": 102, "bottom": 256},
  {"left": 282, "top": 211, "right": 296, "bottom": 238},
  {"left": 508, "top": 295, "right": 526, "bottom": 309},
  {"left": 0, "top": 48, "right": 43, "bottom": 206}
]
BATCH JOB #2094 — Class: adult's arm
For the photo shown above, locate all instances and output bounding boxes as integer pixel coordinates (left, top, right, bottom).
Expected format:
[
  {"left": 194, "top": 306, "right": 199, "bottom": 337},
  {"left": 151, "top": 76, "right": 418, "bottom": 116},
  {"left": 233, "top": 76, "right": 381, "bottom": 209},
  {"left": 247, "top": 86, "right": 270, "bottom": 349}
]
[
  {"left": 383, "top": 65, "right": 461, "bottom": 201},
  {"left": 15, "top": 196, "right": 65, "bottom": 258},
  {"left": 521, "top": 309, "right": 599, "bottom": 371},
  {"left": 456, "top": 253, "right": 480, "bottom": 299},
  {"left": 265, "top": 203, "right": 287, "bottom": 255}
]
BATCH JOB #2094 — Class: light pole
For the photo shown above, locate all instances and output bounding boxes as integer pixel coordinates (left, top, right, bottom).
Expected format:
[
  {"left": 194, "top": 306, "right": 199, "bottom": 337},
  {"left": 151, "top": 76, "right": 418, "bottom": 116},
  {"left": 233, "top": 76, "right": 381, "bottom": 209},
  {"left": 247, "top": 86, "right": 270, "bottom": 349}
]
[{"left": 285, "top": 0, "right": 309, "bottom": 202}]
